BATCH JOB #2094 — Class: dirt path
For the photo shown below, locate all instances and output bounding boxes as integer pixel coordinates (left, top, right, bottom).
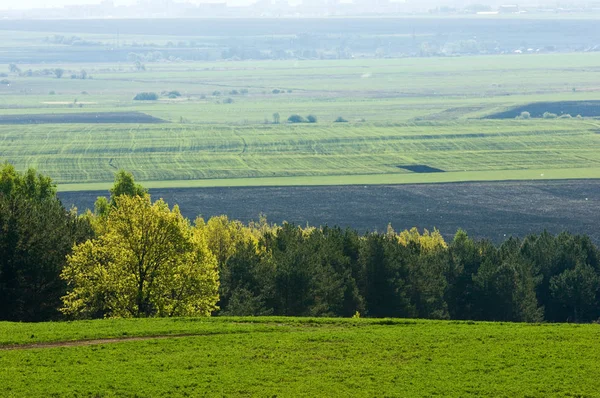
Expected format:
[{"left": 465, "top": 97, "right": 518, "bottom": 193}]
[{"left": 0, "top": 333, "right": 201, "bottom": 351}]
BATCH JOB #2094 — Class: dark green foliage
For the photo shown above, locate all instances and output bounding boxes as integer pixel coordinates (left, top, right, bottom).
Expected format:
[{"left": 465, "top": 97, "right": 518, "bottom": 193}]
[
  {"left": 287, "top": 114, "right": 306, "bottom": 123},
  {"left": 306, "top": 115, "right": 317, "bottom": 123},
  {"left": 0, "top": 164, "right": 92, "bottom": 321},
  {"left": 133, "top": 92, "right": 158, "bottom": 101},
  {"left": 218, "top": 241, "right": 274, "bottom": 316},
  {"left": 216, "top": 225, "right": 600, "bottom": 323},
  {"left": 334, "top": 116, "right": 348, "bottom": 122}
]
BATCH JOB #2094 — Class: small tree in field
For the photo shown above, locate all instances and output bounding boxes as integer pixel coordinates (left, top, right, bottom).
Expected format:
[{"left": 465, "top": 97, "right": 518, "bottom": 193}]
[
  {"left": 8, "top": 63, "right": 20, "bottom": 74},
  {"left": 516, "top": 111, "right": 530, "bottom": 119},
  {"left": 273, "top": 112, "right": 280, "bottom": 124},
  {"left": 54, "top": 68, "right": 64, "bottom": 79},
  {"left": 288, "top": 114, "right": 306, "bottom": 123},
  {"left": 133, "top": 92, "right": 158, "bottom": 101},
  {"left": 306, "top": 114, "right": 317, "bottom": 123}
]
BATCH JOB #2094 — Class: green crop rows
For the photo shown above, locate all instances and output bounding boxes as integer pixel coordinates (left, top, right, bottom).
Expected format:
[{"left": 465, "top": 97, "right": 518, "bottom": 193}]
[
  {"left": 1, "top": 317, "right": 599, "bottom": 397},
  {"left": 1, "top": 33, "right": 600, "bottom": 189},
  {"left": 2, "top": 119, "right": 600, "bottom": 189}
]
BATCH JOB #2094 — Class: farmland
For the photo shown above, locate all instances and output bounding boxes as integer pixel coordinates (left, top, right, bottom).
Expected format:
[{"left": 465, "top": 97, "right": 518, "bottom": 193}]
[
  {"left": 2, "top": 54, "right": 600, "bottom": 188},
  {"left": 1, "top": 18, "right": 600, "bottom": 236},
  {"left": 59, "top": 179, "right": 600, "bottom": 244},
  {"left": 2, "top": 17, "right": 600, "bottom": 397},
  {"left": 1, "top": 19, "right": 600, "bottom": 189},
  {"left": 3, "top": 118, "right": 600, "bottom": 188},
  {"left": 1, "top": 317, "right": 599, "bottom": 397}
]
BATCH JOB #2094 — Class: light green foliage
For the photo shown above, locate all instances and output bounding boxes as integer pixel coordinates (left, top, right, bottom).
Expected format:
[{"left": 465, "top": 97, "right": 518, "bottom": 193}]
[
  {"left": 1, "top": 318, "right": 600, "bottom": 397},
  {"left": 61, "top": 194, "right": 219, "bottom": 318},
  {"left": 0, "top": 162, "right": 55, "bottom": 199}
]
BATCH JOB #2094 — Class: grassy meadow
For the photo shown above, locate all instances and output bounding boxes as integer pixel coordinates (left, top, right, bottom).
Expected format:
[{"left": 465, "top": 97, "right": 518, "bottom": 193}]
[
  {"left": 1, "top": 317, "right": 599, "bottom": 397},
  {"left": 2, "top": 49, "right": 600, "bottom": 189}
]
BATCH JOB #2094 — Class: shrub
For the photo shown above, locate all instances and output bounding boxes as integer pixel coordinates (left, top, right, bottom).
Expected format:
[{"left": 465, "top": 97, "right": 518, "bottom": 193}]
[
  {"left": 288, "top": 114, "right": 306, "bottom": 123},
  {"left": 240, "top": 89, "right": 249, "bottom": 95},
  {"left": 223, "top": 97, "right": 234, "bottom": 104},
  {"left": 334, "top": 116, "right": 348, "bottom": 123},
  {"left": 306, "top": 114, "right": 318, "bottom": 123},
  {"left": 272, "top": 89, "right": 282, "bottom": 94},
  {"left": 0, "top": 79, "right": 9, "bottom": 85},
  {"left": 212, "top": 90, "right": 221, "bottom": 96},
  {"left": 559, "top": 114, "right": 572, "bottom": 119},
  {"left": 229, "top": 89, "right": 239, "bottom": 95},
  {"left": 543, "top": 112, "right": 558, "bottom": 119},
  {"left": 516, "top": 111, "right": 531, "bottom": 119},
  {"left": 166, "top": 90, "right": 181, "bottom": 99},
  {"left": 133, "top": 92, "right": 158, "bottom": 101}
]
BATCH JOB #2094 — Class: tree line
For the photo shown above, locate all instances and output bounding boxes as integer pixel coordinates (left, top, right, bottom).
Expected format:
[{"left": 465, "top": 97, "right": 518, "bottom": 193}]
[{"left": 1, "top": 164, "right": 599, "bottom": 323}]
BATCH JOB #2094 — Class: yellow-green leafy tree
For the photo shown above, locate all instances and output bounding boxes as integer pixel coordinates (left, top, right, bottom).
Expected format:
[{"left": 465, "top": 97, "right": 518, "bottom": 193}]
[
  {"left": 195, "top": 215, "right": 258, "bottom": 268},
  {"left": 61, "top": 194, "right": 219, "bottom": 318}
]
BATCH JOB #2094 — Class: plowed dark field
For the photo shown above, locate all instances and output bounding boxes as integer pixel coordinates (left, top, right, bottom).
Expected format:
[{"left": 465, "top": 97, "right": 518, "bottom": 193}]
[
  {"left": 485, "top": 100, "right": 600, "bottom": 119},
  {"left": 59, "top": 180, "right": 600, "bottom": 243},
  {"left": 0, "top": 112, "right": 166, "bottom": 124}
]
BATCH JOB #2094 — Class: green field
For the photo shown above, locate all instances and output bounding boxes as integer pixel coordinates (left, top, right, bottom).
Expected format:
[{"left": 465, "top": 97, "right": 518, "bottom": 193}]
[
  {"left": 2, "top": 32, "right": 600, "bottom": 189},
  {"left": 1, "top": 317, "right": 599, "bottom": 397},
  {"left": 4, "top": 119, "right": 600, "bottom": 190}
]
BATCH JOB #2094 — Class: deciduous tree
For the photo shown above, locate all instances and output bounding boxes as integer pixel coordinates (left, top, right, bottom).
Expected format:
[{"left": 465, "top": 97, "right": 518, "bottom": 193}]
[{"left": 61, "top": 194, "right": 219, "bottom": 318}]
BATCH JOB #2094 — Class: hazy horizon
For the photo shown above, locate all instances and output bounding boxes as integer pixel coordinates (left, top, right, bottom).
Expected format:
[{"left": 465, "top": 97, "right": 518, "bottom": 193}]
[{"left": 2, "top": 0, "right": 258, "bottom": 10}]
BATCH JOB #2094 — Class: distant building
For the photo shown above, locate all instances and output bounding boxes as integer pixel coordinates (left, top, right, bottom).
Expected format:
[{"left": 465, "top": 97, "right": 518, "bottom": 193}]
[{"left": 498, "top": 4, "right": 520, "bottom": 13}]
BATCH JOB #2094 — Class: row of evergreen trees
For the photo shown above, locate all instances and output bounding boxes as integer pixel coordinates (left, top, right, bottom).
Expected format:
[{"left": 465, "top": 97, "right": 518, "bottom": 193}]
[
  {"left": 1, "top": 164, "right": 599, "bottom": 323},
  {"left": 216, "top": 222, "right": 600, "bottom": 323}
]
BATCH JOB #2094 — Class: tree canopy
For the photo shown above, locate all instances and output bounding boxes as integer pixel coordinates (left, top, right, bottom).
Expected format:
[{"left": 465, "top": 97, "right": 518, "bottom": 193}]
[
  {"left": 0, "top": 163, "right": 92, "bottom": 321},
  {"left": 62, "top": 194, "right": 219, "bottom": 318}
]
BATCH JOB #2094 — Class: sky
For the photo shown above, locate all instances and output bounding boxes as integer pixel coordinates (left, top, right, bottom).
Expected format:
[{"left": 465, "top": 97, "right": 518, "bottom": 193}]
[{"left": 1, "top": 0, "right": 256, "bottom": 9}]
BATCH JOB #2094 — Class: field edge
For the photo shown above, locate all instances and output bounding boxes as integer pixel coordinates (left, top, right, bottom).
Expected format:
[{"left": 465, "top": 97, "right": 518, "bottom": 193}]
[{"left": 57, "top": 167, "right": 600, "bottom": 192}]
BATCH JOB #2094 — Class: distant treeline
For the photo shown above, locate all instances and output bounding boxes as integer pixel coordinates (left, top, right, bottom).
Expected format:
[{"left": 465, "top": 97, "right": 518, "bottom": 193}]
[{"left": 1, "top": 164, "right": 600, "bottom": 323}]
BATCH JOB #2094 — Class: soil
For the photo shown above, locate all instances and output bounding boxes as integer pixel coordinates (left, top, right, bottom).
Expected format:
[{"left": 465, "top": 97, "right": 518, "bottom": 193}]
[
  {"left": 485, "top": 100, "right": 600, "bottom": 119},
  {"left": 59, "top": 180, "right": 600, "bottom": 244},
  {"left": 0, "top": 334, "right": 201, "bottom": 351},
  {"left": 397, "top": 165, "right": 445, "bottom": 173},
  {"left": 0, "top": 112, "right": 167, "bottom": 124}
]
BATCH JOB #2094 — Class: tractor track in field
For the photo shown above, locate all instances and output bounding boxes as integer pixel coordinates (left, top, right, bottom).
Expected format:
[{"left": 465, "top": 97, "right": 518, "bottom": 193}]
[
  {"left": 0, "top": 327, "right": 289, "bottom": 351},
  {"left": 0, "top": 334, "right": 203, "bottom": 351}
]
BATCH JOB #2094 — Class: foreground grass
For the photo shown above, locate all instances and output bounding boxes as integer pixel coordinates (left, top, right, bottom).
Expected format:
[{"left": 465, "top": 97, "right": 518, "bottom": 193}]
[{"left": 1, "top": 317, "right": 599, "bottom": 397}]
